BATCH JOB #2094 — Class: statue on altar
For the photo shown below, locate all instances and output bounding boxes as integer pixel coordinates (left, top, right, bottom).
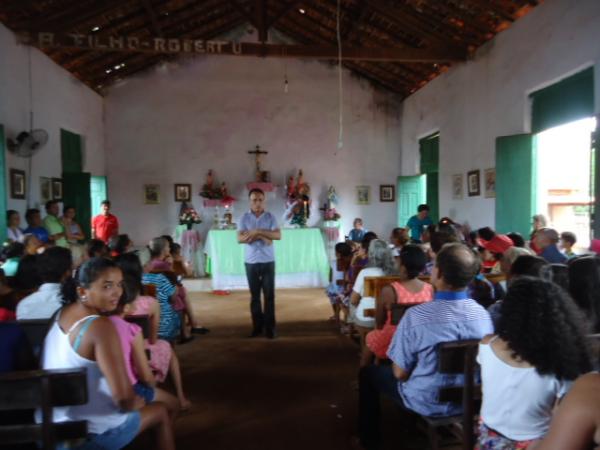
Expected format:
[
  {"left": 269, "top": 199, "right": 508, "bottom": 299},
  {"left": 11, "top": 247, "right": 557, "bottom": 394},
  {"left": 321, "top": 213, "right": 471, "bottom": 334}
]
[
  {"left": 284, "top": 169, "right": 311, "bottom": 228},
  {"left": 323, "top": 185, "right": 341, "bottom": 221},
  {"left": 200, "top": 170, "right": 235, "bottom": 203}
]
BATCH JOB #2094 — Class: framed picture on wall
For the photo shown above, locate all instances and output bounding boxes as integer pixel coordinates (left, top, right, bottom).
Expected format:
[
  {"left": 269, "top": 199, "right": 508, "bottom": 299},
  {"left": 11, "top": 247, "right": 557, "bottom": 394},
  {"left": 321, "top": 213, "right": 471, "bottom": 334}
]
[
  {"left": 379, "top": 185, "right": 395, "bottom": 202},
  {"left": 10, "top": 169, "right": 26, "bottom": 199},
  {"left": 40, "top": 177, "right": 52, "bottom": 202},
  {"left": 51, "top": 178, "right": 63, "bottom": 201},
  {"left": 174, "top": 183, "right": 191, "bottom": 202},
  {"left": 452, "top": 174, "right": 463, "bottom": 199},
  {"left": 484, "top": 168, "right": 496, "bottom": 198},
  {"left": 144, "top": 184, "right": 160, "bottom": 204},
  {"left": 356, "top": 185, "right": 371, "bottom": 205},
  {"left": 467, "top": 170, "right": 481, "bottom": 197}
]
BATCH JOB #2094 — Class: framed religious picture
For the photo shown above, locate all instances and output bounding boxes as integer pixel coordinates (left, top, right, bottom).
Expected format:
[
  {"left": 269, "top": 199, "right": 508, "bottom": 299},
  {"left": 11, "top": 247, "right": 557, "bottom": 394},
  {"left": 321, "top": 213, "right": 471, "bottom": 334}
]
[
  {"left": 356, "top": 185, "right": 370, "bottom": 205},
  {"left": 484, "top": 168, "right": 496, "bottom": 198},
  {"left": 144, "top": 184, "right": 160, "bottom": 204},
  {"left": 174, "top": 183, "right": 191, "bottom": 202},
  {"left": 10, "top": 169, "right": 26, "bottom": 199},
  {"left": 51, "top": 178, "right": 63, "bottom": 201},
  {"left": 40, "top": 177, "right": 52, "bottom": 202},
  {"left": 379, "top": 185, "right": 395, "bottom": 202},
  {"left": 467, "top": 170, "right": 481, "bottom": 197},
  {"left": 452, "top": 174, "right": 463, "bottom": 200}
]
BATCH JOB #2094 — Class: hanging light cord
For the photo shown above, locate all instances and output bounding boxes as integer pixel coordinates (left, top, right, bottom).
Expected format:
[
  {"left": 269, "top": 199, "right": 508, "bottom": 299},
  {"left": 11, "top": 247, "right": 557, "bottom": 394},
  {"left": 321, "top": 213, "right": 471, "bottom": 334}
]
[
  {"left": 27, "top": 46, "right": 34, "bottom": 207},
  {"left": 336, "top": 0, "right": 344, "bottom": 151}
]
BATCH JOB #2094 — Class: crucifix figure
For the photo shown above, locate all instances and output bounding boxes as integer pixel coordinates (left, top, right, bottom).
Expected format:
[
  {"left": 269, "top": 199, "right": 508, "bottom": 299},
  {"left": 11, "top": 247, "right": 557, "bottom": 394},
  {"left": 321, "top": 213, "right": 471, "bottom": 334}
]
[{"left": 248, "top": 145, "right": 269, "bottom": 181}]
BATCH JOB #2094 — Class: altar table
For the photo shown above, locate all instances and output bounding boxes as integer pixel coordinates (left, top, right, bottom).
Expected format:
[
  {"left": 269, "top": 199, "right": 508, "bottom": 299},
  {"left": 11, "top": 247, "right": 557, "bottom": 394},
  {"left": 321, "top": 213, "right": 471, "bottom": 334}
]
[{"left": 204, "top": 228, "right": 330, "bottom": 290}]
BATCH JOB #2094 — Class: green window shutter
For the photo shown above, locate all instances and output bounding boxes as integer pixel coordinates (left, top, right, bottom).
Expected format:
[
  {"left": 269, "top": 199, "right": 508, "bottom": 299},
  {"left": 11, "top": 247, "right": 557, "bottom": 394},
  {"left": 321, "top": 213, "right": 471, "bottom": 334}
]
[
  {"left": 495, "top": 134, "right": 536, "bottom": 237},
  {"left": 61, "top": 129, "right": 83, "bottom": 173},
  {"left": 0, "top": 125, "right": 7, "bottom": 243},
  {"left": 426, "top": 173, "right": 439, "bottom": 223},
  {"left": 419, "top": 134, "right": 440, "bottom": 173},
  {"left": 62, "top": 172, "right": 92, "bottom": 239},
  {"left": 397, "top": 175, "right": 426, "bottom": 227},
  {"left": 530, "top": 67, "right": 594, "bottom": 134}
]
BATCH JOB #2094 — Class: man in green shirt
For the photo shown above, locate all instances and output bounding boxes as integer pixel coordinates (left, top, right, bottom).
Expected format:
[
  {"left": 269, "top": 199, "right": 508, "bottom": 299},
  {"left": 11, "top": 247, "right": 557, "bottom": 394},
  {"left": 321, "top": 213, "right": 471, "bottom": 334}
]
[{"left": 43, "top": 200, "right": 68, "bottom": 248}]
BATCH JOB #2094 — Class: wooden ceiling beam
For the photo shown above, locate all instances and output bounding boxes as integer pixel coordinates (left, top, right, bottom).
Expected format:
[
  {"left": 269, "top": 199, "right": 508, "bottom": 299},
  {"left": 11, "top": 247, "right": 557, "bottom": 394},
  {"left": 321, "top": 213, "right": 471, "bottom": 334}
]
[
  {"left": 463, "top": 0, "right": 515, "bottom": 22},
  {"left": 60, "top": 0, "right": 223, "bottom": 70},
  {"left": 88, "top": 15, "right": 247, "bottom": 87},
  {"left": 140, "top": 0, "right": 164, "bottom": 36},
  {"left": 227, "top": 0, "right": 255, "bottom": 26},
  {"left": 266, "top": 0, "right": 304, "bottom": 28},
  {"left": 255, "top": 0, "right": 268, "bottom": 42},
  {"left": 14, "top": 0, "right": 134, "bottom": 32},
  {"left": 272, "top": 21, "right": 408, "bottom": 94},
  {"left": 76, "top": 5, "right": 240, "bottom": 78}
]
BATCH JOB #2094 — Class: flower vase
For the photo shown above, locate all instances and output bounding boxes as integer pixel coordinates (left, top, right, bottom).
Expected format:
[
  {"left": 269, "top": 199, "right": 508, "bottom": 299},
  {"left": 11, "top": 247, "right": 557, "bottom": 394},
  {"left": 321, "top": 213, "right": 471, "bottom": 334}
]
[{"left": 186, "top": 223, "right": 193, "bottom": 231}]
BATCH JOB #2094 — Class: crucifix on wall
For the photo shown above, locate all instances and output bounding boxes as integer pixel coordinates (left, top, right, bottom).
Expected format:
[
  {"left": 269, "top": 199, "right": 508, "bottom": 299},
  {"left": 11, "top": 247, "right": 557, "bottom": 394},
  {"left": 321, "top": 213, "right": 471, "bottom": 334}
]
[{"left": 248, "top": 145, "right": 270, "bottom": 182}]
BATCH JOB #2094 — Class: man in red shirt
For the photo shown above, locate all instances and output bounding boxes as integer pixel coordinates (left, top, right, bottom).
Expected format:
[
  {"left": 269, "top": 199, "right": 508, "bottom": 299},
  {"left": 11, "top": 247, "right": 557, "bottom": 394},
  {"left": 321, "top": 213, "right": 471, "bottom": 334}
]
[{"left": 91, "top": 200, "right": 119, "bottom": 243}]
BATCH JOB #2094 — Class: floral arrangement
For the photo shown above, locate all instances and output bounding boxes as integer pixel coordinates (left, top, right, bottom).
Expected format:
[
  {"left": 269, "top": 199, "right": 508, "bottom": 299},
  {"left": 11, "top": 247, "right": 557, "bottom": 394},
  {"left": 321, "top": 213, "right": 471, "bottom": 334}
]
[{"left": 179, "top": 204, "right": 202, "bottom": 229}]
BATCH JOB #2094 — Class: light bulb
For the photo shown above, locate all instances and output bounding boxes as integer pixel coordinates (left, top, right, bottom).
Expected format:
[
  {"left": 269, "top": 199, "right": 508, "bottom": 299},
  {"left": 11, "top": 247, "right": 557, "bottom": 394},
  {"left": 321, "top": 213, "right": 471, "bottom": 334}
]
[{"left": 284, "top": 77, "right": 289, "bottom": 93}]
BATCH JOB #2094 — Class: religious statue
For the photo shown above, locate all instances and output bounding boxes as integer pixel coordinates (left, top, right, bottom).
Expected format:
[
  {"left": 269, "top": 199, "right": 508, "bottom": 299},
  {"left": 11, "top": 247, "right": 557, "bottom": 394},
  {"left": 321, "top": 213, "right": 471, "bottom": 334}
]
[
  {"left": 248, "top": 145, "right": 269, "bottom": 182},
  {"left": 323, "top": 186, "right": 340, "bottom": 221},
  {"left": 200, "top": 170, "right": 235, "bottom": 203},
  {"left": 284, "top": 169, "right": 311, "bottom": 228}
]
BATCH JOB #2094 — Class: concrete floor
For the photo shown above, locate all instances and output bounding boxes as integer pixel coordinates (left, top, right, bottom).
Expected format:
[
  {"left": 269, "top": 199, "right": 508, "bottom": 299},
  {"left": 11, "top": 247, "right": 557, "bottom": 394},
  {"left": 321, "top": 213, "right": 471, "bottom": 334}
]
[{"left": 163, "top": 288, "right": 456, "bottom": 450}]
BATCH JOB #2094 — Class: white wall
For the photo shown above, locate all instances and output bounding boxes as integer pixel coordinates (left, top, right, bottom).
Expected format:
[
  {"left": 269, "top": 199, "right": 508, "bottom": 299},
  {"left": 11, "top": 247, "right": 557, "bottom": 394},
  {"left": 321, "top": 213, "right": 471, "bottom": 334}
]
[
  {"left": 0, "top": 23, "right": 105, "bottom": 217},
  {"left": 104, "top": 49, "right": 402, "bottom": 244},
  {"left": 400, "top": 0, "right": 600, "bottom": 230}
]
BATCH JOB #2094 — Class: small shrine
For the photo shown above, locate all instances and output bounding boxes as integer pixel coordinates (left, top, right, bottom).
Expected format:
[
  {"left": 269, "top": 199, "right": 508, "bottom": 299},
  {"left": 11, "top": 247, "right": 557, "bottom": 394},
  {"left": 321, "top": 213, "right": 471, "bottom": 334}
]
[
  {"left": 199, "top": 169, "right": 236, "bottom": 207},
  {"left": 284, "top": 169, "right": 311, "bottom": 228}
]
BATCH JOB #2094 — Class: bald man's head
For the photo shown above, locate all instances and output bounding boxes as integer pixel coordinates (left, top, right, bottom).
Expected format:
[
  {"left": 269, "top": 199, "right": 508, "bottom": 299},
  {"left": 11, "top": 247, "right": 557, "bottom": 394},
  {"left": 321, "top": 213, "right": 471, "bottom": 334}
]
[{"left": 435, "top": 243, "right": 479, "bottom": 289}]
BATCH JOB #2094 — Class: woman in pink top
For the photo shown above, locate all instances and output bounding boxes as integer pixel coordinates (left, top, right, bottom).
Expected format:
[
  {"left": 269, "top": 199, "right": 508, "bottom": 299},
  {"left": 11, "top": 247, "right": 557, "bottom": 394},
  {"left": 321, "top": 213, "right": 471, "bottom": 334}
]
[
  {"left": 117, "top": 253, "right": 192, "bottom": 410},
  {"left": 362, "top": 245, "right": 433, "bottom": 366}
]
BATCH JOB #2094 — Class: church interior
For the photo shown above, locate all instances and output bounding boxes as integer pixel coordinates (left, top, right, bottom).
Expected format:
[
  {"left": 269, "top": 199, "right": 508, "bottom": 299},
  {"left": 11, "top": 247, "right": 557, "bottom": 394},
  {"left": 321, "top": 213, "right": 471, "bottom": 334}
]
[{"left": 1, "top": 0, "right": 600, "bottom": 449}]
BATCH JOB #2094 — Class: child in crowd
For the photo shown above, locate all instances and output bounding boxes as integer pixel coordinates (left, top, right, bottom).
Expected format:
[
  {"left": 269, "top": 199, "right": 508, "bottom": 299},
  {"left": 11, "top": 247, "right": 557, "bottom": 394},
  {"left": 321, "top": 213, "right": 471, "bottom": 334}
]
[
  {"left": 476, "top": 277, "right": 591, "bottom": 449},
  {"left": 326, "top": 242, "right": 353, "bottom": 325},
  {"left": 117, "top": 253, "right": 192, "bottom": 410},
  {"left": 560, "top": 231, "right": 577, "bottom": 258},
  {"left": 389, "top": 227, "right": 409, "bottom": 258},
  {"left": 108, "top": 275, "right": 180, "bottom": 416},
  {"left": 171, "top": 243, "right": 193, "bottom": 278},
  {"left": 362, "top": 245, "right": 433, "bottom": 367}
]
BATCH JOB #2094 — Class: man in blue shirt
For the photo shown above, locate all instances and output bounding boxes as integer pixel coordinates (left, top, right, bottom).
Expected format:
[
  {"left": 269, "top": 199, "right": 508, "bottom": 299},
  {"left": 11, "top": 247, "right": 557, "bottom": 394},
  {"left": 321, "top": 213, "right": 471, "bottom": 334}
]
[
  {"left": 348, "top": 218, "right": 367, "bottom": 242},
  {"left": 238, "top": 189, "right": 281, "bottom": 339},
  {"left": 406, "top": 204, "right": 433, "bottom": 243},
  {"left": 534, "top": 228, "right": 568, "bottom": 264},
  {"left": 357, "top": 243, "right": 493, "bottom": 449},
  {"left": 23, "top": 208, "right": 49, "bottom": 244}
]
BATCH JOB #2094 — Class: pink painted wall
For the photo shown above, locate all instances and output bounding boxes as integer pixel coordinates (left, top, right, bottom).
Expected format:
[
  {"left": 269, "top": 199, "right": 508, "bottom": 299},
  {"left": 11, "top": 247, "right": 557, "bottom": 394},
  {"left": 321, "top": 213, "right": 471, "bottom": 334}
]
[{"left": 104, "top": 53, "right": 403, "bottom": 244}]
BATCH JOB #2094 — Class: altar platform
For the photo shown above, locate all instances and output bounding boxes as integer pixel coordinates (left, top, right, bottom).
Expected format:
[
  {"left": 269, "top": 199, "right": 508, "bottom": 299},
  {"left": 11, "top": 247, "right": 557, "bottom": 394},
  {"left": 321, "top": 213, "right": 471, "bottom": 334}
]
[{"left": 204, "top": 228, "right": 330, "bottom": 290}]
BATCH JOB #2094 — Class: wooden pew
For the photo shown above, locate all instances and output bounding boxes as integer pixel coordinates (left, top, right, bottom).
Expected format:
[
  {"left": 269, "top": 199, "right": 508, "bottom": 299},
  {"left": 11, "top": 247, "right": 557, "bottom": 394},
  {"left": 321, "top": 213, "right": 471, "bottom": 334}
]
[
  {"left": 125, "top": 314, "right": 151, "bottom": 339},
  {"left": 0, "top": 368, "right": 88, "bottom": 449},
  {"left": 420, "top": 339, "right": 481, "bottom": 450}
]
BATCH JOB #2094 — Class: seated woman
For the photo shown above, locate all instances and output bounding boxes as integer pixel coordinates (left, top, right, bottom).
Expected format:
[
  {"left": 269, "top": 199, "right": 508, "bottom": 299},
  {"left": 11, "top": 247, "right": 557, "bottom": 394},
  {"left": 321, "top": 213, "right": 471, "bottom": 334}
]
[
  {"left": 476, "top": 277, "right": 591, "bottom": 449},
  {"left": 6, "top": 210, "right": 24, "bottom": 243},
  {"left": 350, "top": 239, "right": 396, "bottom": 347},
  {"left": 116, "top": 253, "right": 192, "bottom": 410},
  {"left": 389, "top": 227, "right": 409, "bottom": 258},
  {"left": 568, "top": 256, "right": 600, "bottom": 333},
  {"left": 362, "top": 245, "right": 433, "bottom": 367},
  {"left": 109, "top": 234, "right": 134, "bottom": 259},
  {"left": 86, "top": 239, "right": 110, "bottom": 261},
  {"left": 42, "top": 257, "right": 175, "bottom": 450},
  {"left": 534, "top": 372, "right": 600, "bottom": 450},
  {"left": 146, "top": 237, "right": 208, "bottom": 338},
  {"left": 62, "top": 205, "right": 85, "bottom": 264}
]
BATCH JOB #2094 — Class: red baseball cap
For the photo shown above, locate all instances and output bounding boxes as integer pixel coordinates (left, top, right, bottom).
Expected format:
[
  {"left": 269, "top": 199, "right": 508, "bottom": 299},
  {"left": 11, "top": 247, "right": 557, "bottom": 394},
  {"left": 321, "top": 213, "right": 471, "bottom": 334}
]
[{"left": 477, "top": 234, "right": 514, "bottom": 254}]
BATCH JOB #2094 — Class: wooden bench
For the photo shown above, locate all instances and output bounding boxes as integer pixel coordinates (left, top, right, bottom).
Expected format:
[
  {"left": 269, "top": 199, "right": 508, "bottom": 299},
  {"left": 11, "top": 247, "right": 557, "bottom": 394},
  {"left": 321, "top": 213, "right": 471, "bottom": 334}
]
[
  {"left": 125, "top": 314, "right": 151, "bottom": 339},
  {"left": 0, "top": 368, "right": 88, "bottom": 449},
  {"left": 420, "top": 339, "right": 481, "bottom": 450}
]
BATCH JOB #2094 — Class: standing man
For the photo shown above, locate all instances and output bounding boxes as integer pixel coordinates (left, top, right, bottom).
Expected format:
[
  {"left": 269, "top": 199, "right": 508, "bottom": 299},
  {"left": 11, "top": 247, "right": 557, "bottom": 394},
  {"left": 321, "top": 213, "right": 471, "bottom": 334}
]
[
  {"left": 406, "top": 204, "right": 433, "bottom": 243},
  {"left": 91, "top": 200, "right": 119, "bottom": 244},
  {"left": 43, "top": 200, "right": 68, "bottom": 248},
  {"left": 238, "top": 189, "right": 281, "bottom": 339}
]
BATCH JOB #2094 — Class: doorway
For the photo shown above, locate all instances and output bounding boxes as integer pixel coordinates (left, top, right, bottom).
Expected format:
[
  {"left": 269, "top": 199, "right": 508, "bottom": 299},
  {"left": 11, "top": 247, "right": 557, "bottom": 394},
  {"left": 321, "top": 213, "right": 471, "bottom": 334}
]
[{"left": 535, "top": 117, "right": 596, "bottom": 250}]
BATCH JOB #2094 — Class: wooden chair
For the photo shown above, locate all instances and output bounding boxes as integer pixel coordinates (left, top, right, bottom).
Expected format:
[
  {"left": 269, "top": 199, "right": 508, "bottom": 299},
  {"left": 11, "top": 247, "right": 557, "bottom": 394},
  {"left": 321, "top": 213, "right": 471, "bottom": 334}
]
[
  {"left": 17, "top": 319, "right": 52, "bottom": 361},
  {"left": 420, "top": 339, "right": 481, "bottom": 450},
  {"left": 0, "top": 368, "right": 88, "bottom": 449}
]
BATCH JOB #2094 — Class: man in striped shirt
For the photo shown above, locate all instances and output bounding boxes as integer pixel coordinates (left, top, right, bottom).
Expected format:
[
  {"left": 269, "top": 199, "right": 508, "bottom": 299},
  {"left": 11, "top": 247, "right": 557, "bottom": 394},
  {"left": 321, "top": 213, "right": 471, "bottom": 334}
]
[{"left": 358, "top": 243, "right": 493, "bottom": 450}]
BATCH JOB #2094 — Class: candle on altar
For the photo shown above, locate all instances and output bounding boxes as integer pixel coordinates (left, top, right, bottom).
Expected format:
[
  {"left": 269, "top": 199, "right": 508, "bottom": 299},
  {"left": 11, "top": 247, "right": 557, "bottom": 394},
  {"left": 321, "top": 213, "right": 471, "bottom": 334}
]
[{"left": 303, "top": 200, "right": 308, "bottom": 219}]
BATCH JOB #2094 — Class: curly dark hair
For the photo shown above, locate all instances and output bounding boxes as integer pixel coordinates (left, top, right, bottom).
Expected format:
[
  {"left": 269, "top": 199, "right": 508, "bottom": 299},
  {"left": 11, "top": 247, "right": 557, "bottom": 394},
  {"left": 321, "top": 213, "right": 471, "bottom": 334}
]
[
  {"left": 497, "top": 277, "right": 591, "bottom": 380},
  {"left": 568, "top": 256, "right": 600, "bottom": 333}
]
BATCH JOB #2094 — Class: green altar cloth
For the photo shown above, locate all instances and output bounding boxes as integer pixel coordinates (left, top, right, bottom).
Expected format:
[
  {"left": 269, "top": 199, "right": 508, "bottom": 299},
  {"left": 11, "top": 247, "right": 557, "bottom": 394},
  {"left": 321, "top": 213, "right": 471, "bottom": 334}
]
[{"left": 205, "top": 228, "right": 330, "bottom": 290}]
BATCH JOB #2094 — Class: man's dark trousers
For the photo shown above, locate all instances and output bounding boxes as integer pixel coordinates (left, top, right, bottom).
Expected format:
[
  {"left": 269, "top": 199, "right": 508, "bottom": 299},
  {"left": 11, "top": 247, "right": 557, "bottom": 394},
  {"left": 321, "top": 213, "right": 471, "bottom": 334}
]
[{"left": 245, "top": 262, "right": 275, "bottom": 333}]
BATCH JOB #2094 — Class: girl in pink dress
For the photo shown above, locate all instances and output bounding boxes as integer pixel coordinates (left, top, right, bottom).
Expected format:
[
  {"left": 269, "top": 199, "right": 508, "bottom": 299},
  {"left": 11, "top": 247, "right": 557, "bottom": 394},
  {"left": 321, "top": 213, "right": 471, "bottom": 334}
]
[
  {"left": 117, "top": 253, "right": 192, "bottom": 410},
  {"left": 362, "top": 245, "right": 434, "bottom": 366}
]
